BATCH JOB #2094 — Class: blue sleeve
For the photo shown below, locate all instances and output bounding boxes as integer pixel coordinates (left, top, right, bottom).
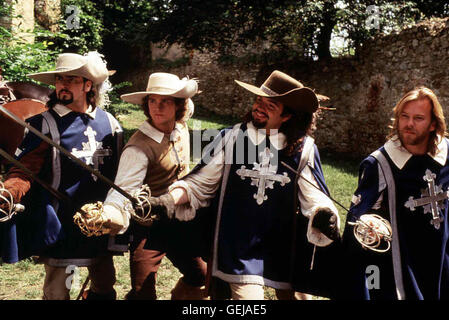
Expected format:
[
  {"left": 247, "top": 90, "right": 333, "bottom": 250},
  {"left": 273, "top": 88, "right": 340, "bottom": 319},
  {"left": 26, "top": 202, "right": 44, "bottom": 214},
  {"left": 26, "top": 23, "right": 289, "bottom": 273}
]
[
  {"left": 338, "top": 155, "right": 394, "bottom": 300},
  {"left": 346, "top": 156, "right": 384, "bottom": 223}
]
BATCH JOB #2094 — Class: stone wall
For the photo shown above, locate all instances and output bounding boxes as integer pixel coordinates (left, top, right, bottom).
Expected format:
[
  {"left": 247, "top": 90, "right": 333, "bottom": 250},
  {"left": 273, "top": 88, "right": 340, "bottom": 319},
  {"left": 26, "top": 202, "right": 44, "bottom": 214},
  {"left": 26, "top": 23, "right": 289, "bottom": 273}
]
[
  {"left": 306, "top": 17, "right": 449, "bottom": 156},
  {"left": 1, "top": 0, "right": 60, "bottom": 41},
  {"left": 119, "top": 18, "right": 449, "bottom": 157},
  {"left": 34, "top": 0, "right": 60, "bottom": 33},
  {"left": 115, "top": 47, "right": 264, "bottom": 119}
]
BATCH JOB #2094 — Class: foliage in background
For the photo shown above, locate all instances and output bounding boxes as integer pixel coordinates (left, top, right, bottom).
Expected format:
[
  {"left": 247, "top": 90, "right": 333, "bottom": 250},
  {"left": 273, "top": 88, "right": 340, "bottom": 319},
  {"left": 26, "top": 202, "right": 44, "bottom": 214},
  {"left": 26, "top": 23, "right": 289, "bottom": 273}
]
[
  {"left": 0, "top": 0, "right": 13, "bottom": 18},
  {"left": 104, "top": 81, "right": 133, "bottom": 117},
  {"left": 56, "top": 0, "right": 103, "bottom": 53},
  {"left": 53, "top": 1, "right": 432, "bottom": 62},
  {"left": 147, "top": 0, "right": 448, "bottom": 60},
  {"left": 0, "top": 1, "right": 60, "bottom": 82},
  {"left": 3, "top": 1, "right": 449, "bottom": 80}
]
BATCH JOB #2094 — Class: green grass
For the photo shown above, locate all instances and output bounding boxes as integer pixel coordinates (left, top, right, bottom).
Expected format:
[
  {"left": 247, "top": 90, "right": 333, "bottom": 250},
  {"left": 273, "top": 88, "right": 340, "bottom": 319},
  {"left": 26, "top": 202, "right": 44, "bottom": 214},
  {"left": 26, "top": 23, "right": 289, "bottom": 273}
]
[
  {"left": 0, "top": 108, "right": 362, "bottom": 300},
  {"left": 320, "top": 154, "right": 361, "bottom": 227},
  {"left": 112, "top": 102, "right": 239, "bottom": 142},
  {"left": 187, "top": 113, "right": 240, "bottom": 130}
]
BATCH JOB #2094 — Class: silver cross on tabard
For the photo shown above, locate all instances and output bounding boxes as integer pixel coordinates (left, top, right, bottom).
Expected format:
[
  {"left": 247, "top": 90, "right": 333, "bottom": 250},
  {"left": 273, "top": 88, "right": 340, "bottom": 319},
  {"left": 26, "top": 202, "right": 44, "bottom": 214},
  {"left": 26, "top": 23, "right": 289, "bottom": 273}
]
[
  {"left": 71, "top": 126, "right": 112, "bottom": 181},
  {"left": 236, "top": 148, "right": 291, "bottom": 205},
  {"left": 404, "top": 169, "right": 447, "bottom": 230}
]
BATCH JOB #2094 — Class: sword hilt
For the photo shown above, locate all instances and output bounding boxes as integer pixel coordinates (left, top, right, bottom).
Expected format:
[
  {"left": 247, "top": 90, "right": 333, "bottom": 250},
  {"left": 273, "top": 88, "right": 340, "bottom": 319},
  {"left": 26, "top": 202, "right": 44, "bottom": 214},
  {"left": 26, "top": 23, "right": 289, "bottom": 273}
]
[
  {"left": 348, "top": 213, "right": 392, "bottom": 253},
  {"left": 0, "top": 181, "right": 25, "bottom": 222},
  {"left": 126, "top": 184, "right": 158, "bottom": 226}
]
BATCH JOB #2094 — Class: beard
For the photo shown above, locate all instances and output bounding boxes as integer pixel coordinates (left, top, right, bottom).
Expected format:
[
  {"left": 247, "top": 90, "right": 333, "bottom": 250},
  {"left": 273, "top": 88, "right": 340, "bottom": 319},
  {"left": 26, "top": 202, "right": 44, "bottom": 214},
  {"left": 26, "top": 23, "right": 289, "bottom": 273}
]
[
  {"left": 398, "top": 126, "right": 431, "bottom": 147},
  {"left": 250, "top": 109, "right": 268, "bottom": 129},
  {"left": 57, "top": 90, "right": 73, "bottom": 105}
]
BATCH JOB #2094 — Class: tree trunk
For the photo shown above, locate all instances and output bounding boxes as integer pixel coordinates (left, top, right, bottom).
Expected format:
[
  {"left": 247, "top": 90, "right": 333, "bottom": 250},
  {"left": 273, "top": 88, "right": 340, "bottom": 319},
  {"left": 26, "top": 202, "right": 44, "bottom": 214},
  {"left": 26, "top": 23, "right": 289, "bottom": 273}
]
[{"left": 316, "top": 1, "right": 338, "bottom": 60}]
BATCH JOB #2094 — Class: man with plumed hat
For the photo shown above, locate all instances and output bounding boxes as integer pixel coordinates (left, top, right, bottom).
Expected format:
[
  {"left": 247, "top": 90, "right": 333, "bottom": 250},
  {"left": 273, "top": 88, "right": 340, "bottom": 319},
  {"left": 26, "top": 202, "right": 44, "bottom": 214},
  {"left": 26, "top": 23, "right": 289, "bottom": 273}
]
[
  {"left": 76, "top": 72, "right": 208, "bottom": 299},
  {"left": 143, "top": 70, "right": 341, "bottom": 299},
  {"left": 0, "top": 52, "right": 124, "bottom": 300}
]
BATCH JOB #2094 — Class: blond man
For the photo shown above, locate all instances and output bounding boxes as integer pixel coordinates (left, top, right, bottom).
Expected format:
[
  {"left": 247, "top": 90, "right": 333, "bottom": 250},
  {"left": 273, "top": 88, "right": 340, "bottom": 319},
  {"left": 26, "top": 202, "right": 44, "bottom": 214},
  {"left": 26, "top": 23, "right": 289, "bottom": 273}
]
[{"left": 341, "top": 87, "right": 449, "bottom": 300}]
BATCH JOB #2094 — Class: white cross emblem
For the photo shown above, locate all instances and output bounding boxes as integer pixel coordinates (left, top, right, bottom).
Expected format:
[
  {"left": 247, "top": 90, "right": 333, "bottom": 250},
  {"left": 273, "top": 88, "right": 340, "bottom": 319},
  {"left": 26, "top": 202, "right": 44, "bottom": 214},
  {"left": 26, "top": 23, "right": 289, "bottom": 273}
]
[
  {"left": 404, "top": 169, "right": 447, "bottom": 229},
  {"left": 236, "top": 148, "right": 291, "bottom": 205},
  {"left": 71, "top": 126, "right": 112, "bottom": 181}
]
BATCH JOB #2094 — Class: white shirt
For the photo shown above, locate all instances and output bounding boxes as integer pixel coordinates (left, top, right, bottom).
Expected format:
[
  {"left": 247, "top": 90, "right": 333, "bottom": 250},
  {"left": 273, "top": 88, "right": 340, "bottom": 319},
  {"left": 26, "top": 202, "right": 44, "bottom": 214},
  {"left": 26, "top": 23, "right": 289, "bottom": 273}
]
[{"left": 103, "top": 121, "right": 185, "bottom": 233}]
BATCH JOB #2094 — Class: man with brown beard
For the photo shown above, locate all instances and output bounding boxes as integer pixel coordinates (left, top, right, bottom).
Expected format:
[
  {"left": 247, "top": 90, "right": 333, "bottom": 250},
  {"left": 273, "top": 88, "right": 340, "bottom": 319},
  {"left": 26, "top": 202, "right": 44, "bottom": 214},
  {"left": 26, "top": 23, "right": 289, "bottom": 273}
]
[
  {"left": 341, "top": 86, "right": 449, "bottom": 300},
  {"left": 146, "top": 70, "right": 341, "bottom": 299}
]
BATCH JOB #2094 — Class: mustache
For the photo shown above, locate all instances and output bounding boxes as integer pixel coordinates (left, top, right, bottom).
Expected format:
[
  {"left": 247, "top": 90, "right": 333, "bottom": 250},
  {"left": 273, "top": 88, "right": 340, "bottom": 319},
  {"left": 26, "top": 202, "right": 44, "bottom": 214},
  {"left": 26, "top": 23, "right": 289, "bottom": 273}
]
[
  {"left": 58, "top": 89, "right": 72, "bottom": 95},
  {"left": 402, "top": 127, "right": 416, "bottom": 133},
  {"left": 252, "top": 108, "right": 268, "bottom": 117}
]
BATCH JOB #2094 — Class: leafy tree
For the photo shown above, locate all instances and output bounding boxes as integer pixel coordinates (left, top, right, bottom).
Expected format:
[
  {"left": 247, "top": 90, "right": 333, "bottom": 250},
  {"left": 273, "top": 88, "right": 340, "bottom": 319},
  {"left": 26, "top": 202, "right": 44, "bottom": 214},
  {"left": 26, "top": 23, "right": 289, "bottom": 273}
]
[
  {"left": 147, "top": 0, "right": 444, "bottom": 60},
  {"left": 54, "top": 0, "right": 103, "bottom": 53},
  {"left": 4, "top": 0, "right": 449, "bottom": 77},
  {"left": 52, "top": 1, "right": 447, "bottom": 62}
]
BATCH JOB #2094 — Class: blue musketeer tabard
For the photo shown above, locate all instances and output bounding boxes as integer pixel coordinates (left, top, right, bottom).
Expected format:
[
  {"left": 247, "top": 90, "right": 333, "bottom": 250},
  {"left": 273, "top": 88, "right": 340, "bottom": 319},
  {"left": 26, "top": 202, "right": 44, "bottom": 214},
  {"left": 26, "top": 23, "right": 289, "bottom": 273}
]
[
  {"left": 1, "top": 105, "right": 125, "bottom": 266},
  {"left": 341, "top": 137, "right": 449, "bottom": 300},
  {"left": 191, "top": 122, "right": 338, "bottom": 296}
]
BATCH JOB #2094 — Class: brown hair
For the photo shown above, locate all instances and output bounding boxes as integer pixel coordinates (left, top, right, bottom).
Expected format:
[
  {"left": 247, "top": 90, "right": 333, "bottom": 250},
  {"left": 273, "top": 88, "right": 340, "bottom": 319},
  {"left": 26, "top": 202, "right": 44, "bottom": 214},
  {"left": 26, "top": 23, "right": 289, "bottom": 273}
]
[
  {"left": 141, "top": 95, "right": 188, "bottom": 122},
  {"left": 46, "top": 78, "right": 97, "bottom": 109},
  {"left": 279, "top": 107, "right": 317, "bottom": 156},
  {"left": 388, "top": 86, "right": 447, "bottom": 156}
]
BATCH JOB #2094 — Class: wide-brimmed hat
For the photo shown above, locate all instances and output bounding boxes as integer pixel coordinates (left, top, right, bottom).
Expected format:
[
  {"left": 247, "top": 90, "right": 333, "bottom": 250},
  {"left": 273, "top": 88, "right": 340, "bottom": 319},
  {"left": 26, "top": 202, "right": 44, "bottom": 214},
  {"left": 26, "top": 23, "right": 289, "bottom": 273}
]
[
  {"left": 28, "top": 52, "right": 110, "bottom": 85},
  {"left": 235, "top": 70, "right": 328, "bottom": 114},
  {"left": 120, "top": 72, "right": 198, "bottom": 105}
]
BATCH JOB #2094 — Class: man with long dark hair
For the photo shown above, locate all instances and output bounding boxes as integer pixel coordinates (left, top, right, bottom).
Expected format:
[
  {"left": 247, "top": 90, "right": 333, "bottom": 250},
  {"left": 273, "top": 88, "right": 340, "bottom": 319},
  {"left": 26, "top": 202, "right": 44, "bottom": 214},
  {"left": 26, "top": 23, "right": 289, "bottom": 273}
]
[{"left": 146, "top": 70, "right": 340, "bottom": 299}]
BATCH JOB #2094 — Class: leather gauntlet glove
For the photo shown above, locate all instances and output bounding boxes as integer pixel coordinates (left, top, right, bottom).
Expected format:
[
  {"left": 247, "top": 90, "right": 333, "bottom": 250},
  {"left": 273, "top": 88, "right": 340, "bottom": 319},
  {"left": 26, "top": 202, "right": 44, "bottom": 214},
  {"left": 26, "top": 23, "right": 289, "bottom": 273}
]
[{"left": 312, "top": 208, "right": 341, "bottom": 242}]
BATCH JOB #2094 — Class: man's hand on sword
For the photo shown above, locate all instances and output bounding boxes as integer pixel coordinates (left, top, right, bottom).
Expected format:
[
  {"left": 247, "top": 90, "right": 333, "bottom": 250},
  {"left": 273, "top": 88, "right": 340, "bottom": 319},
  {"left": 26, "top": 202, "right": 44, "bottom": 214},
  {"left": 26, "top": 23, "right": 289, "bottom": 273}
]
[
  {"left": 73, "top": 184, "right": 167, "bottom": 236},
  {"left": 0, "top": 180, "right": 25, "bottom": 222},
  {"left": 74, "top": 202, "right": 126, "bottom": 236}
]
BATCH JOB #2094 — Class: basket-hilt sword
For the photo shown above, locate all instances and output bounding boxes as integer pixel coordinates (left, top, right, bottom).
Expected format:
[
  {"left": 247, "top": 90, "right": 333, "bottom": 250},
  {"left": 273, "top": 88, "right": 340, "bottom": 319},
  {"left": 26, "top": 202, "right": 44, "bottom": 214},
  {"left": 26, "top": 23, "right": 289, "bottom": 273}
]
[{"left": 281, "top": 160, "right": 392, "bottom": 252}]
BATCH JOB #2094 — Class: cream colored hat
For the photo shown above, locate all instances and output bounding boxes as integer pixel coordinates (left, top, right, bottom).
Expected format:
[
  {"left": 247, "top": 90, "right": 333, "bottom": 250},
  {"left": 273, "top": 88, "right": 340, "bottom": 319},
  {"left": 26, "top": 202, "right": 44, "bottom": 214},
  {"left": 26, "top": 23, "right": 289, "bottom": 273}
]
[
  {"left": 120, "top": 72, "right": 198, "bottom": 105},
  {"left": 28, "top": 52, "right": 110, "bottom": 85}
]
